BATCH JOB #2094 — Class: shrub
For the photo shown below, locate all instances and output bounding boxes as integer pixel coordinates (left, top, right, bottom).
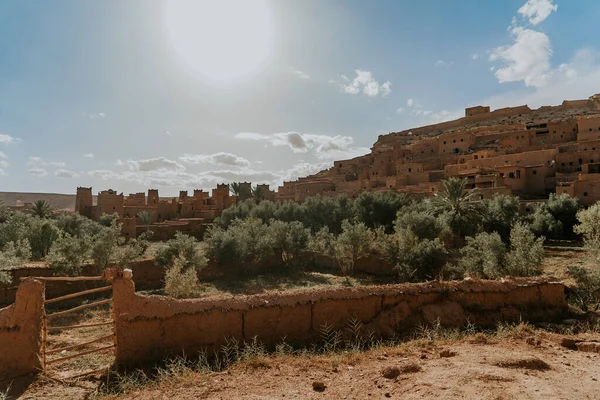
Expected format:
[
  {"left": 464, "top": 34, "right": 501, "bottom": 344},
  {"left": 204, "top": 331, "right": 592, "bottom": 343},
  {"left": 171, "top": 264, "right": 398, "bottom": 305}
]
[
  {"left": 459, "top": 232, "right": 507, "bottom": 278},
  {"left": 394, "top": 208, "right": 442, "bottom": 240},
  {"left": 48, "top": 234, "right": 93, "bottom": 276},
  {"left": 505, "top": 222, "right": 544, "bottom": 277},
  {"left": 155, "top": 232, "right": 207, "bottom": 271},
  {"left": 354, "top": 191, "right": 410, "bottom": 233},
  {"left": 574, "top": 202, "right": 600, "bottom": 258},
  {"left": 91, "top": 223, "right": 122, "bottom": 272},
  {"left": 98, "top": 213, "right": 120, "bottom": 227},
  {"left": 391, "top": 229, "right": 448, "bottom": 282},
  {"left": 333, "top": 220, "right": 375, "bottom": 275},
  {"left": 546, "top": 193, "right": 579, "bottom": 237},
  {"left": 268, "top": 220, "right": 310, "bottom": 267},
  {"left": 28, "top": 220, "right": 60, "bottom": 259},
  {"left": 482, "top": 194, "right": 520, "bottom": 241},
  {"left": 565, "top": 265, "right": 600, "bottom": 312},
  {"left": 525, "top": 202, "right": 562, "bottom": 239},
  {"left": 0, "top": 240, "right": 32, "bottom": 284},
  {"left": 164, "top": 256, "right": 199, "bottom": 298}
]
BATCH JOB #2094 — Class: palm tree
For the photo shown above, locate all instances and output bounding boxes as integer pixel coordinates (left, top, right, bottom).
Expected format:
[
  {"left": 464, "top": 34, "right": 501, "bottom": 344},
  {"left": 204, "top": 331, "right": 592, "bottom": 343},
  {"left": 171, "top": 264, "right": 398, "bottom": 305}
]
[
  {"left": 30, "top": 200, "right": 53, "bottom": 219},
  {"left": 228, "top": 182, "right": 241, "bottom": 197},
  {"left": 430, "top": 177, "right": 484, "bottom": 239},
  {"left": 137, "top": 210, "right": 153, "bottom": 230},
  {"left": 252, "top": 185, "right": 266, "bottom": 202}
]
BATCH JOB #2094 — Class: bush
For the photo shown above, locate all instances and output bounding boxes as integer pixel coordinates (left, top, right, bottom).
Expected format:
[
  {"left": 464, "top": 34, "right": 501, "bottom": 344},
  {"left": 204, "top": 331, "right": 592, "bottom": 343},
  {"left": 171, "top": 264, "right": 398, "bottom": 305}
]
[
  {"left": 0, "top": 240, "right": 32, "bottom": 284},
  {"left": 354, "top": 191, "right": 410, "bottom": 233},
  {"left": 565, "top": 265, "right": 600, "bottom": 312},
  {"left": 389, "top": 229, "right": 447, "bottom": 282},
  {"left": 91, "top": 223, "right": 122, "bottom": 272},
  {"left": 48, "top": 234, "right": 93, "bottom": 276},
  {"left": 459, "top": 232, "right": 507, "bottom": 279},
  {"left": 394, "top": 207, "right": 442, "bottom": 240},
  {"left": 268, "top": 220, "right": 310, "bottom": 267},
  {"left": 482, "top": 194, "right": 520, "bottom": 241},
  {"left": 525, "top": 202, "right": 562, "bottom": 239},
  {"left": 505, "top": 222, "right": 544, "bottom": 277},
  {"left": 546, "top": 193, "right": 579, "bottom": 237},
  {"left": 164, "top": 256, "right": 199, "bottom": 298},
  {"left": 155, "top": 232, "right": 207, "bottom": 271},
  {"left": 574, "top": 202, "right": 600, "bottom": 258}
]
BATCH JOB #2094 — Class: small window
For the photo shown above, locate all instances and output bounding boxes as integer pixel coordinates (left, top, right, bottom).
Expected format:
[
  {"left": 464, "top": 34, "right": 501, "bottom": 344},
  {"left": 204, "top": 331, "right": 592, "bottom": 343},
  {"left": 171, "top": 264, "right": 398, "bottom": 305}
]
[
  {"left": 590, "top": 128, "right": 593, "bottom": 132},
  {"left": 474, "top": 155, "right": 479, "bottom": 159},
  {"left": 443, "top": 141, "right": 446, "bottom": 144},
  {"left": 339, "top": 164, "right": 342, "bottom": 168},
  {"left": 460, "top": 138, "right": 464, "bottom": 142},
  {"left": 408, "top": 168, "right": 412, "bottom": 172},
  {"left": 579, "top": 158, "right": 583, "bottom": 164},
  {"left": 533, "top": 170, "right": 537, "bottom": 175},
  {"left": 453, "top": 139, "right": 456, "bottom": 143},
  {"left": 584, "top": 192, "right": 589, "bottom": 197},
  {"left": 561, "top": 163, "right": 565, "bottom": 166},
  {"left": 569, "top": 162, "right": 573, "bottom": 166}
]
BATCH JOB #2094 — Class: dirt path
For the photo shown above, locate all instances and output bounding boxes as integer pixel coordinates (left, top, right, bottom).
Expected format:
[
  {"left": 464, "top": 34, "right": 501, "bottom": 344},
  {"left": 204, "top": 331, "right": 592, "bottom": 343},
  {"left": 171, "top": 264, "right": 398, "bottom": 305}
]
[{"left": 95, "top": 332, "right": 600, "bottom": 400}]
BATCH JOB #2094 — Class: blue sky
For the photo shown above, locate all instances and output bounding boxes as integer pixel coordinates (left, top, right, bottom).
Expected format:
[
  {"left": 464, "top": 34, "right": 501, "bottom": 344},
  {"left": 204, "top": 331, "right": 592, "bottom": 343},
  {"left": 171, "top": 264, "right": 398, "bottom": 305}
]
[{"left": 0, "top": 0, "right": 599, "bottom": 196}]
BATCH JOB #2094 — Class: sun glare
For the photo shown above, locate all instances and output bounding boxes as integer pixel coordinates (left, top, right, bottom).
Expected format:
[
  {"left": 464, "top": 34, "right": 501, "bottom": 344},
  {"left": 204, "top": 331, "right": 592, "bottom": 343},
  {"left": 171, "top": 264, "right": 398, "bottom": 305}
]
[{"left": 165, "top": 0, "right": 273, "bottom": 82}]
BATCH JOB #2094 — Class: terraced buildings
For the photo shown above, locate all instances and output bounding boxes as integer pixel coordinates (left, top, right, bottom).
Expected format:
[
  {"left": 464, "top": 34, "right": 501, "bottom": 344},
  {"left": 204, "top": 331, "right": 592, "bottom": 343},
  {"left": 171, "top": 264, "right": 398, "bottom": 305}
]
[{"left": 277, "top": 93, "right": 600, "bottom": 205}]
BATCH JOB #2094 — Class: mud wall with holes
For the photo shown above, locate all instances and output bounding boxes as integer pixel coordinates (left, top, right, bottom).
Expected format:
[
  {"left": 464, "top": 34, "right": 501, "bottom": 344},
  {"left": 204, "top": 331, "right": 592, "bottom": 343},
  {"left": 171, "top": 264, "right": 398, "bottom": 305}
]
[
  {"left": 0, "top": 278, "right": 44, "bottom": 380},
  {"left": 111, "top": 273, "right": 567, "bottom": 367}
]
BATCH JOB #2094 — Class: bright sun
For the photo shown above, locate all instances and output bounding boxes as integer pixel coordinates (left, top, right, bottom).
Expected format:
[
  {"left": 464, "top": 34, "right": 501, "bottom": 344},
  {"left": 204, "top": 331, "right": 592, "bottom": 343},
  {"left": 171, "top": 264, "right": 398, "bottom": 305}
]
[{"left": 165, "top": 0, "right": 273, "bottom": 82}]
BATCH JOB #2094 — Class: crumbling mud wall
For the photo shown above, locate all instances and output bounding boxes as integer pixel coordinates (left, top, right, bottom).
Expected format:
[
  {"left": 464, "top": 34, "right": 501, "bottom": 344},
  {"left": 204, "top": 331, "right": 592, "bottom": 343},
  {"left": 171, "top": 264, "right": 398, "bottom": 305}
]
[
  {"left": 0, "top": 278, "right": 44, "bottom": 380},
  {"left": 112, "top": 273, "right": 567, "bottom": 367}
]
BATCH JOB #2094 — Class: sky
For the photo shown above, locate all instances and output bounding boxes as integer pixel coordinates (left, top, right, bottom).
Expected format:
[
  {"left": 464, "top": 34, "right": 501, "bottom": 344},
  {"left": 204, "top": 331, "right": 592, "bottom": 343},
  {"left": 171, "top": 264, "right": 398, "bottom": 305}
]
[{"left": 0, "top": 0, "right": 599, "bottom": 196}]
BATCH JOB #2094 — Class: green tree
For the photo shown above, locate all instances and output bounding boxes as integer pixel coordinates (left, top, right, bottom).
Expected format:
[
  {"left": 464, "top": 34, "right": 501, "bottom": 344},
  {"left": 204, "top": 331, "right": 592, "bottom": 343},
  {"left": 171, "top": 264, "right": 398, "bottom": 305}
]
[
  {"left": 354, "top": 191, "right": 410, "bottom": 233},
  {"left": 546, "top": 193, "right": 579, "bottom": 237},
  {"left": 269, "top": 220, "right": 310, "bottom": 267},
  {"left": 137, "top": 210, "right": 153, "bottom": 231},
  {"left": 429, "top": 178, "right": 484, "bottom": 238},
  {"left": 29, "top": 200, "right": 54, "bottom": 219},
  {"left": 252, "top": 185, "right": 266, "bottom": 202},
  {"left": 574, "top": 202, "right": 600, "bottom": 257},
  {"left": 155, "top": 232, "right": 207, "bottom": 271},
  {"left": 458, "top": 232, "right": 507, "bottom": 278},
  {"left": 0, "top": 201, "right": 11, "bottom": 224},
  {"left": 505, "top": 222, "right": 545, "bottom": 277},
  {"left": 482, "top": 194, "right": 520, "bottom": 241}
]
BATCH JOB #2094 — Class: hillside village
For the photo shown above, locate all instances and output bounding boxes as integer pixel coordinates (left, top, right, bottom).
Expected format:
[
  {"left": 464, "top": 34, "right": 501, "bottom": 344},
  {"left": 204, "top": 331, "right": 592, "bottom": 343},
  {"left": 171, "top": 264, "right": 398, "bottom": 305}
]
[{"left": 74, "top": 94, "right": 600, "bottom": 238}]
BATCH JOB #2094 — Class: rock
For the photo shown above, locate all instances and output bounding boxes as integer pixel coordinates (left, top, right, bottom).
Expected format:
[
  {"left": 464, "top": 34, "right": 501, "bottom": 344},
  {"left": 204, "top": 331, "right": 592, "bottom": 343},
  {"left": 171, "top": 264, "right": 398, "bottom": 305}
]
[
  {"left": 560, "top": 338, "right": 579, "bottom": 350},
  {"left": 312, "top": 381, "right": 326, "bottom": 392},
  {"left": 439, "top": 349, "right": 456, "bottom": 358},
  {"left": 526, "top": 336, "right": 541, "bottom": 346},
  {"left": 576, "top": 342, "right": 600, "bottom": 354},
  {"left": 381, "top": 366, "right": 400, "bottom": 379},
  {"left": 385, "top": 393, "right": 392, "bottom": 398}
]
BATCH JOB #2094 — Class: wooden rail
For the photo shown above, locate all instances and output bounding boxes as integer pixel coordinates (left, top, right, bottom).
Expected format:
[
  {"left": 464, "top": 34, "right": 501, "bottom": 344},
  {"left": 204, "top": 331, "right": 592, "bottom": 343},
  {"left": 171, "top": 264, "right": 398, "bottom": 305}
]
[
  {"left": 47, "top": 321, "right": 114, "bottom": 331},
  {"left": 45, "top": 299, "right": 112, "bottom": 319},
  {"left": 34, "top": 276, "right": 105, "bottom": 282},
  {"left": 45, "top": 334, "right": 113, "bottom": 355},
  {"left": 44, "top": 285, "right": 112, "bottom": 304},
  {"left": 46, "top": 344, "right": 115, "bottom": 365}
]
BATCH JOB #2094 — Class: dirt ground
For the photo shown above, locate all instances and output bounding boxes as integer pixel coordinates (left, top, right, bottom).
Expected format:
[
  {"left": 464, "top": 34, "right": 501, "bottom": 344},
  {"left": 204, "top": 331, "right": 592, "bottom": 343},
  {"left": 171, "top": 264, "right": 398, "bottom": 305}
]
[{"left": 1, "top": 247, "right": 597, "bottom": 399}]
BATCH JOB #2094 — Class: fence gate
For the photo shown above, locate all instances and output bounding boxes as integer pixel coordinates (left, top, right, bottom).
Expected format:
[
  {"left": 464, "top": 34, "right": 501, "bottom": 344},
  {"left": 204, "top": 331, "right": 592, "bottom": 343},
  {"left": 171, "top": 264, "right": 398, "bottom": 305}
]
[{"left": 40, "top": 276, "right": 116, "bottom": 380}]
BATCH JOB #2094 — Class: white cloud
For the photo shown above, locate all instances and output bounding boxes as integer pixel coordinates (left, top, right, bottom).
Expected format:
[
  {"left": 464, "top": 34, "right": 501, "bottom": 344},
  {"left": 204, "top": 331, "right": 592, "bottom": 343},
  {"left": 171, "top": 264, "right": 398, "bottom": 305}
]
[
  {"left": 0, "top": 161, "right": 9, "bottom": 168},
  {"left": 483, "top": 48, "right": 600, "bottom": 109},
  {"left": 293, "top": 70, "right": 310, "bottom": 79},
  {"left": 166, "top": 131, "right": 172, "bottom": 136},
  {"left": 489, "top": 26, "right": 552, "bottom": 87},
  {"left": 339, "top": 74, "right": 349, "bottom": 82},
  {"left": 328, "top": 79, "right": 336, "bottom": 84},
  {"left": 55, "top": 169, "right": 79, "bottom": 178},
  {"left": 115, "top": 159, "right": 124, "bottom": 166},
  {"left": 82, "top": 112, "right": 106, "bottom": 120},
  {"left": 235, "top": 131, "right": 368, "bottom": 160},
  {"left": 407, "top": 98, "right": 414, "bottom": 107},
  {"left": 126, "top": 157, "right": 185, "bottom": 172},
  {"left": 179, "top": 152, "right": 251, "bottom": 167},
  {"left": 0, "top": 169, "right": 5, "bottom": 177},
  {"left": 471, "top": 54, "right": 480, "bottom": 60},
  {"left": 396, "top": 107, "right": 405, "bottom": 114},
  {"left": 518, "top": 0, "right": 557, "bottom": 26},
  {"left": 0, "top": 151, "right": 6, "bottom": 159},
  {"left": 28, "top": 168, "right": 47, "bottom": 177},
  {"left": 27, "top": 157, "right": 66, "bottom": 167},
  {"left": 434, "top": 60, "right": 454, "bottom": 68},
  {"left": 83, "top": 153, "right": 94, "bottom": 158},
  {"left": 0, "top": 134, "right": 16, "bottom": 144},
  {"left": 341, "top": 70, "right": 392, "bottom": 98}
]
